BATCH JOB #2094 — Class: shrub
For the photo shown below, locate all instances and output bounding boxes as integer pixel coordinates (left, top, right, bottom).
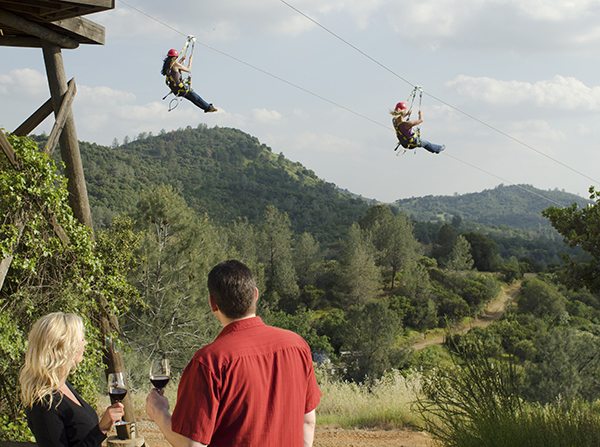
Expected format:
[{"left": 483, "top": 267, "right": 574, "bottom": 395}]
[{"left": 418, "top": 339, "right": 600, "bottom": 447}]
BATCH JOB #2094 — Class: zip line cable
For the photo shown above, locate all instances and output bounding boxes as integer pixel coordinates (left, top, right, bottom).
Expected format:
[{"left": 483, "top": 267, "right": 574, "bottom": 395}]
[
  {"left": 278, "top": 0, "right": 600, "bottom": 187},
  {"left": 120, "top": 0, "right": 385, "bottom": 129},
  {"left": 119, "top": 0, "right": 571, "bottom": 207}
]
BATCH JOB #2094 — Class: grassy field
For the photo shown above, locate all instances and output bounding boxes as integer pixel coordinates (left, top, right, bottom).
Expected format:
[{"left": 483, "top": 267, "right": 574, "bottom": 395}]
[{"left": 116, "top": 369, "right": 422, "bottom": 431}]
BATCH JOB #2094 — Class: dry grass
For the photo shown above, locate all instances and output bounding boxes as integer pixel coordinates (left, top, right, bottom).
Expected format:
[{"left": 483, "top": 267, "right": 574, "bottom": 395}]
[
  {"left": 317, "top": 369, "right": 423, "bottom": 429},
  {"left": 114, "top": 370, "right": 422, "bottom": 431}
]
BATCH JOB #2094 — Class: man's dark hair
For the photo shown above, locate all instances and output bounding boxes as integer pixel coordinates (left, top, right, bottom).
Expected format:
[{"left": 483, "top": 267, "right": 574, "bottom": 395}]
[{"left": 207, "top": 260, "right": 257, "bottom": 319}]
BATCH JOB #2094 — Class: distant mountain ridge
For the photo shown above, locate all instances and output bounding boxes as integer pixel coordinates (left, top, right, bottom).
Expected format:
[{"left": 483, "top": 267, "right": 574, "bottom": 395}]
[{"left": 394, "top": 185, "right": 591, "bottom": 231}]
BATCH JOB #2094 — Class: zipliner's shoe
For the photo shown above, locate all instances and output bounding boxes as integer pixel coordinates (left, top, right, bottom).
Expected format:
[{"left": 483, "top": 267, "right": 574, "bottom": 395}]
[{"left": 205, "top": 104, "right": 217, "bottom": 113}]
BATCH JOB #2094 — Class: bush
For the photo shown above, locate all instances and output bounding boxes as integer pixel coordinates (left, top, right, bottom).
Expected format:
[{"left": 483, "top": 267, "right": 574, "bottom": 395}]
[
  {"left": 418, "top": 340, "right": 600, "bottom": 447},
  {"left": 517, "top": 277, "right": 566, "bottom": 320}
]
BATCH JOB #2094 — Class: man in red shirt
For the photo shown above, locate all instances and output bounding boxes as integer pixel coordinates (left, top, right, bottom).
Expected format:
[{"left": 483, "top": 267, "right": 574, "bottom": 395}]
[{"left": 146, "top": 260, "right": 321, "bottom": 447}]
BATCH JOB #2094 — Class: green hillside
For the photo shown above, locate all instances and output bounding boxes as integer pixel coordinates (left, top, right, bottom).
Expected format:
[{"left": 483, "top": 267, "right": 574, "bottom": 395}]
[
  {"left": 71, "top": 125, "right": 371, "bottom": 242},
  {"left": 34, "top": 126, "right": 588, "bottom": 254},
  {"left": 394, "top": 184, "right": 590, "bottom": 231}
]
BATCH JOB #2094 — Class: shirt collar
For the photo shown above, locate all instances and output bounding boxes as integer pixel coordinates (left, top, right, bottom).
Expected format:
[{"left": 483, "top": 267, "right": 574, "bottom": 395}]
[{"left": 217, "top": 316, "right": 265, "bottom": 338}]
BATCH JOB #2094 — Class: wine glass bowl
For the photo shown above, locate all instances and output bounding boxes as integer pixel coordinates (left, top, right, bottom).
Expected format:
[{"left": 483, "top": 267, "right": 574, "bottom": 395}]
[
  {"left": 107, "top": 372, "right": 127, "bottom": 425},
  {"left": 150, "top": 357, "right": 171, "bottom": 390}
]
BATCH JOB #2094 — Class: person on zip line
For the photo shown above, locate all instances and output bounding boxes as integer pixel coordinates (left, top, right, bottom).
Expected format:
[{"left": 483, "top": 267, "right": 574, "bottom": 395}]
[
  {"left": 161, "top": 47, "right": 217, "bottom": 113},
  {"left": 392, "top": 100, "right": 445, "bottom": 154}
]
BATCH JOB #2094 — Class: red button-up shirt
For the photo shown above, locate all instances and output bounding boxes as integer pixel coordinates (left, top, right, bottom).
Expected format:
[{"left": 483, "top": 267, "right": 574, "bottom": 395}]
[{"left": 171, "top": 317, "right": 321, "bottom": 446}]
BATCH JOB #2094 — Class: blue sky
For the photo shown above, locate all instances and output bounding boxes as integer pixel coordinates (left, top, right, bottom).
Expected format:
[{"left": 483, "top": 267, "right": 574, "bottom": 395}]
[{"left": 1, "top": 0, "right": 599, "bottom": 202}]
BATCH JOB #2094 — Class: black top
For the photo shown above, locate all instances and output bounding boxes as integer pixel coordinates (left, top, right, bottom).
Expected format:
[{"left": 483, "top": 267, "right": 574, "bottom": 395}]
[{"left": 26, "top": 382, "right": 106, "bottom": 447}]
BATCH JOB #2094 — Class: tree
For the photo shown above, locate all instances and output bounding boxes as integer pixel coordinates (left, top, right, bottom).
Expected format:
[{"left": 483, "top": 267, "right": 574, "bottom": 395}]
[
  {"left": 432, "top": 223, "right": 458, "bottom": 265},
  {"left": 225, "top": 219, "right": 264, "bottom": 292},
  {"left": 342, "top": 299, "right": 406, "bottom": 381},
  {"left": 516, "top": 277, "right": 566, "bottom": 320},
  {"left": 127, "top": 185, "right": 223, "bottom": 374},
  {"left": 543, "top": 187, "right": 600, "bottom": 293},
  {"left": 445, "top": 235, "right": 474, "bottom": 271},
  {"left": 463, "top": 232, "right": 499, "bottom": 271},
  {"left": 293, "top": 232, "right": 321, "bottom": 288},
  {"left": 339, "top": 223, "right": 381, "bottom": 306},
  {"left": 259, "top": 205, "right": 299, "bottom": 311},
  {"left": 360, "top": 206, "right": 421, "bottom": 289}
]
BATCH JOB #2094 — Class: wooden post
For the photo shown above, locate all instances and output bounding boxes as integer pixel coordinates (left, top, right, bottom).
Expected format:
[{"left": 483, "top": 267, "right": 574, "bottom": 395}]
[
  {"left": 13, "top": 98, "right": 54, "bottom": 136},
  {"left": 100, "top": 312, "right": 138, "bottom": 431},
  {"left": 42, "top": 43, "right": 93, "bottom": 228},
  {"left": 45, "top": 78, "right": 77, "bottom": 154}
]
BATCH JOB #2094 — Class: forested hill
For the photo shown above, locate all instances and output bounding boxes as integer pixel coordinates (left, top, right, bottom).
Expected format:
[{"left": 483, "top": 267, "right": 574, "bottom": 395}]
[
  {"left": 74, "top": 126, "right": 371, "bottom": 242},
  {"left": 394, "top": 185, "right": 590, "bottom": 231}
]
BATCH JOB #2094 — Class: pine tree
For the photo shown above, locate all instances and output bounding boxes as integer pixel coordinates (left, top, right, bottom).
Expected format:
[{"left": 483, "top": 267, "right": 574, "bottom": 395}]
[
  {"left": 293, "top": 232, "right": 321, "bottom": 288},
  {"left": 445, "top": 235, "right": 474, "bottom": 271},
  {"left": 260, "top": 205, "right": 299, "bottom": 310},
  {"left": 339, "top": 223, "right": 381, "bottom": 305},
  {"left": 128, "top": 185, "right": 223, "bottom": 372}
]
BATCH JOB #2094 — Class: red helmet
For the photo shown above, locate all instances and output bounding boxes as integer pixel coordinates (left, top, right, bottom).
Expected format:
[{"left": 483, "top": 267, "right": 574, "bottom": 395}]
[
  {"left": 167, "top": 48, "right": 179, "bottom": 57},
  {"left": 395, "top": 101, "right": 408, "bottom": 111}
]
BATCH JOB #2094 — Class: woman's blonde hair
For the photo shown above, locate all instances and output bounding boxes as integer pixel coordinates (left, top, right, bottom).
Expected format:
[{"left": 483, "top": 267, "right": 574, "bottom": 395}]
[
  {"left": 390, "top": 109, "right": 407, "bottom": 118},
  {"left": 19, "top": 312, "right": 85, "bottom": 409}
]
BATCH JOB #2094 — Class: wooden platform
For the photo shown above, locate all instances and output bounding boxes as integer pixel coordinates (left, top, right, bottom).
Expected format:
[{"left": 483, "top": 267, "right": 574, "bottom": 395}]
[{"left": 0, "top": 0, "right": 113, "bottom": 47}]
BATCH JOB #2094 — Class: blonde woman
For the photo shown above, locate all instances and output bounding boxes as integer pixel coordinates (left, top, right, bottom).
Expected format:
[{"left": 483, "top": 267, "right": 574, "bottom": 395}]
[{"left": 19, "top": 312, "right": 124, "bottom": 447}]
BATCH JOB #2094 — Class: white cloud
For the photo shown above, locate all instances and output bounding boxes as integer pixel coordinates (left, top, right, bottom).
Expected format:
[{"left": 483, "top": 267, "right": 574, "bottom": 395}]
[
  {"left": 508, "top": 119, "right": 566, "bottom": 143},
  {"left": 0, "top": 69, "right": 47, "bottom": 97},
  {"left": 447, "top": 75, "right": 600, "bottom": 111},
  {"left": 386, "top": 0, "right": 600, "bottom": 51},
  {"left": 510, "top": 0, "right": 598, "bottom": 21},
  {"left": 78, "top": 85, "right": 136, "bottom": 107},
  {"left": 252, "top": 108, "right": 283, "bottom": 124},
  {"left": 290, "top": 131, "right": 362, "bottom": 156}
]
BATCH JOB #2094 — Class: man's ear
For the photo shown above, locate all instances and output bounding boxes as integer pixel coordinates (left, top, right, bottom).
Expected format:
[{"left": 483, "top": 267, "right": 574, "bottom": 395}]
[
  {"left": 209, "top": 295, "right": 219, "bottom": 312},
  {"left": 253, "top": 287, "right": 259, "bottom": 305}
]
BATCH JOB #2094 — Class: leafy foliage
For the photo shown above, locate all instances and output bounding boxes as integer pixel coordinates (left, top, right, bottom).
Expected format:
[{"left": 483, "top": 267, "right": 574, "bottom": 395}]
[
  {"left": 0, "top": 135, "right": 138, "bottom": 440},
  {"left": 543, "top": 186, "right": 600, "bottom": 293}
]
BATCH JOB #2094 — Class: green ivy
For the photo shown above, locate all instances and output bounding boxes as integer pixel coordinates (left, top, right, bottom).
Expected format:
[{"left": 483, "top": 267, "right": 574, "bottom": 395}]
[{"left": 0, "top": 134, "right": 140, "bottom": 440}]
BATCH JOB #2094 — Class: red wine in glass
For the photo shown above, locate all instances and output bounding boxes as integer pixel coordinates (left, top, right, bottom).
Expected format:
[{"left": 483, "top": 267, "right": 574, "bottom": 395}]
[
  {"left": 109, "top": 387, "right": 128, "bottom": 404},
  {"left": 150, "top": 357, "right": 171, "bottom": 390},
  {"left": 150, "top": 376, "right": 170, "bottom": 389},
  {"left": 107, "top": 372, "right": 128, "bottom": 425}
]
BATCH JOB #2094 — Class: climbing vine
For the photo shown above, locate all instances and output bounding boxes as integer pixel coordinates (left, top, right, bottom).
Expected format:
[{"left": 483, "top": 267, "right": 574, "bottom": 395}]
[{"left": 0, "top": 133, "right": 140, "bottom": 440}]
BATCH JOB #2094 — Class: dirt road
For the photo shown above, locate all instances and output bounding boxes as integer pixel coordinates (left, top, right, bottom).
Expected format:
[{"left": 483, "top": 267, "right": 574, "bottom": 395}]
[
  {"left": 412, "top": 280, "right": 522, "bottom": 351},
  {"left": 135, "top": 420, "right": 433, "bottom": 447}
]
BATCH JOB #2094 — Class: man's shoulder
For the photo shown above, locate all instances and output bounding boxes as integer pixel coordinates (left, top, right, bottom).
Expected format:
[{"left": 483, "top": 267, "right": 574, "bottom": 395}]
[
  {"left": 192, "top": 323, "right": 310, "bottom": 365},
  {"left": 263, "top": 324, "right": 310, "bottom": 347}
]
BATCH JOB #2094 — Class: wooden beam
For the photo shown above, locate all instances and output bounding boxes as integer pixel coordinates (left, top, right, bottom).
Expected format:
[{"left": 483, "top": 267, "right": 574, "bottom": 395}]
[
  {"left": 51, "top": 16, "right": 105, "bottom": 45},
  {"left": 60, "top": 0, "right": 115, "bottom": 9},
  {"left": 0, "top": 7, "right": 79, "bottom": 49},
  {"left": 45, "top": 78, "right": 77, "bottom": 154},
  {"left": 42, "top": 43, "right": 93, "bottom": 228},
  {"left": 0, "top": 130, "right": 19, "bottom": 169},
  {"left": 0, "top": 36, "right": 44, "bottom": 48},
  {"left": 13, "top": 98, "right": 54, "bottom": 136}
]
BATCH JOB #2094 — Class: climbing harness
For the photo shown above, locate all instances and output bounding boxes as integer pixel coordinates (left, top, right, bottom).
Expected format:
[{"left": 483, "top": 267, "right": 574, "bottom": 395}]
[
  {"left": 393, "top": 85, "right": 423, "bottom": 152},
  {"left": 163, "top": 35, "right": 196, "bottom": 111}
]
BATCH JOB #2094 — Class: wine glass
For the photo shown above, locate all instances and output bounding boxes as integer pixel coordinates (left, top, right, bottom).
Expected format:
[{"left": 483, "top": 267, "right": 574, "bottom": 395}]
[
  {"left": 150, "top": 357, "right": 171, "bottom": 391},
  {"left": 107, "top": 372, "right": 127, "bottom": 425}
]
